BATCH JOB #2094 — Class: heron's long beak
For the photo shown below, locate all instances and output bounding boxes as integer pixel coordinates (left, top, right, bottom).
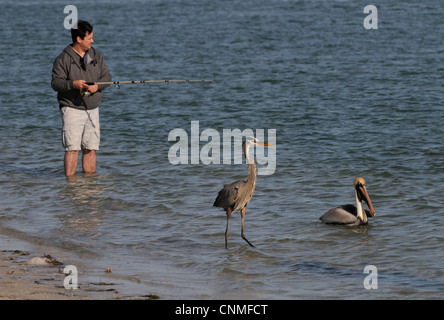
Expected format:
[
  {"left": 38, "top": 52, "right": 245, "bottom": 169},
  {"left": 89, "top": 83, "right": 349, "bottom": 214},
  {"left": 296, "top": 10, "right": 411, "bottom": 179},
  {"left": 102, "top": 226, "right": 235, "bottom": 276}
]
[
  {"left": 258, "top": 142, "right": 273, "bottom": 147},
  {"left": 358, "top": 184, "right": 375, "bottom": 216}
]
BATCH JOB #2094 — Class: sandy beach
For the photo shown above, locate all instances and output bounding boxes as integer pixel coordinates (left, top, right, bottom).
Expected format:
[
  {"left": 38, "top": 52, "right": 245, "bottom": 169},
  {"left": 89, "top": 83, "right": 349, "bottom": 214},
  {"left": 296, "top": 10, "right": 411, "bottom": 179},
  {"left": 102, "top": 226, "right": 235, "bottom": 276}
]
[
  {"left": 0, "top": 235, "right": 159, "bottom": 300},
  {"left": 0, "top": 248, "right": 118, "bottom": 300},
  {"left": 0, "top": 250, "right": 83, "bottom": 299}
]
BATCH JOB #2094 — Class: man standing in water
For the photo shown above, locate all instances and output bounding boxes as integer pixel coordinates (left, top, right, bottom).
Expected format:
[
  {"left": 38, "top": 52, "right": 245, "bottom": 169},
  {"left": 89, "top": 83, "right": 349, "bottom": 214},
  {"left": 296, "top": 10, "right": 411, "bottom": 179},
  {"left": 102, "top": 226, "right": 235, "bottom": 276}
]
[{"left": 52, "top": 20, "right": 112, "bottom": 177}]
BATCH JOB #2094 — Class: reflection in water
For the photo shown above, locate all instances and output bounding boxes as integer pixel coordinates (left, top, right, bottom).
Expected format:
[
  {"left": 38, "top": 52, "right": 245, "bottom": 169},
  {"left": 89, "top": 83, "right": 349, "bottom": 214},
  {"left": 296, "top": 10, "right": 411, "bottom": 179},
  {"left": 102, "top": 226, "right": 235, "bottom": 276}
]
[{"left": 58, "top": 174, "right": 110, "bottom": 239}]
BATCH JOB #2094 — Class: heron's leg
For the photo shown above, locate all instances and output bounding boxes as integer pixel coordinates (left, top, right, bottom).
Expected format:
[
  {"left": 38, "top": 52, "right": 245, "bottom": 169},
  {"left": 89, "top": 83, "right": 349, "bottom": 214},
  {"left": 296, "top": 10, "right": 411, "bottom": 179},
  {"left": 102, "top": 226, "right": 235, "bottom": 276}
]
[
  {"left": 240, "top": 207, "right": 255, "bottom": 247},
  {"left": 225, "top": 208, "right": 232, "bottom": 249}
]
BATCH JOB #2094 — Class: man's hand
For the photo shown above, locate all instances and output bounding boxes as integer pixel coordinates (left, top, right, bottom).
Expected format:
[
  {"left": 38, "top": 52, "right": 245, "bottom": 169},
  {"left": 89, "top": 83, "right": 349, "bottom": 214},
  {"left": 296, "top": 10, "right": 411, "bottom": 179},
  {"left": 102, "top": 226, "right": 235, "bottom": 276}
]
[
  {"left": 73, "top": 80, "right": 88, "bottom": 90},
  {"left": 86, "top": 84, "right": 99, "bottom": 94},
  {"left": 73, "top": 80, "right": 98, "bottom": 95}
]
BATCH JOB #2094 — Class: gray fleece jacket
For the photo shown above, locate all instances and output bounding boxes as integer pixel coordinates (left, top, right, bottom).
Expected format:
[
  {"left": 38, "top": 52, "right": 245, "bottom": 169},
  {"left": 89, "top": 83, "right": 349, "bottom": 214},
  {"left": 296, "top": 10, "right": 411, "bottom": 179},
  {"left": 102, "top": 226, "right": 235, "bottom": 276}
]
[{"left": 51, "top": 45, "right": 112, "bottom": 110}]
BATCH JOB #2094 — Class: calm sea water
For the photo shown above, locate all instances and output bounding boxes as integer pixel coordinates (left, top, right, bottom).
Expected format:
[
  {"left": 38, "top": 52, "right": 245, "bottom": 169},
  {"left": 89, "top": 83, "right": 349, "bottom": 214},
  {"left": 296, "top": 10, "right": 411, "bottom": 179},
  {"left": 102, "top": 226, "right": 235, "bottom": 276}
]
[{"left": 1, "top": 0, "right": 444, "bottom": 299}]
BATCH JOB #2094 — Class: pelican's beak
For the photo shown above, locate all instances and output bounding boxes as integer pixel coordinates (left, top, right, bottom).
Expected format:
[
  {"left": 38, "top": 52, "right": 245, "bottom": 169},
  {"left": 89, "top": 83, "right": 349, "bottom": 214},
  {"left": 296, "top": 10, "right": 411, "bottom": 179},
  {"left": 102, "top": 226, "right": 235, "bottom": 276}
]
[{"left": 358, "top": 184, "right": 376, "bottom": 216}]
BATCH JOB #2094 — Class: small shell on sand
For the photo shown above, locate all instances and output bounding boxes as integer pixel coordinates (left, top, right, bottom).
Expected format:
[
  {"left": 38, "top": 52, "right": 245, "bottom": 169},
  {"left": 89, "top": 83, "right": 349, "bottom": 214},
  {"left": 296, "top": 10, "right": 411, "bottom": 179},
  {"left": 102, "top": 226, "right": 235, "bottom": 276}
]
[{"left": 25, "top": 257, "right": 51, "bottom": 265}]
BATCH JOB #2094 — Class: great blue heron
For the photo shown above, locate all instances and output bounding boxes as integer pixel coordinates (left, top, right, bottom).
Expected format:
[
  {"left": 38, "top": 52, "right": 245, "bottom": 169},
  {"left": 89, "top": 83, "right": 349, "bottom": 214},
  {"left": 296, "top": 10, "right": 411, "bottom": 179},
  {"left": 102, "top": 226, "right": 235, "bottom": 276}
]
[
  {"left": 319, "top": 177, "right": 376, "bottom": 226},
  {"left": 213, "top": 137, "right": 272, "bottom": 249}
]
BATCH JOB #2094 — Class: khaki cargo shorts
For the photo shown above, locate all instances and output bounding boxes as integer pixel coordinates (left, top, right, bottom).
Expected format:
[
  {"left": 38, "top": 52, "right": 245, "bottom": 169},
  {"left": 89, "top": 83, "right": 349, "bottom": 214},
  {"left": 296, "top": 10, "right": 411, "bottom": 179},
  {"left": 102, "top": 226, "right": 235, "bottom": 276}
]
[{"left": 60, "top": 106, "right": 100, "bottom": 151}]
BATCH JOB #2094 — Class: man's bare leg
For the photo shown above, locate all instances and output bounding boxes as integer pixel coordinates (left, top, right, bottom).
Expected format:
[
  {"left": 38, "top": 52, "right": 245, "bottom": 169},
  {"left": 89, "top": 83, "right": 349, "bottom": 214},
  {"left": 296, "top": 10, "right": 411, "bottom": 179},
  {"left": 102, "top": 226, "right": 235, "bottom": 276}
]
[
  {"left": 64, "top": 150, "right": 79, "bottom": 177},
  {"left": 82, "top": 149, "right": 96, "bottom": 174}
]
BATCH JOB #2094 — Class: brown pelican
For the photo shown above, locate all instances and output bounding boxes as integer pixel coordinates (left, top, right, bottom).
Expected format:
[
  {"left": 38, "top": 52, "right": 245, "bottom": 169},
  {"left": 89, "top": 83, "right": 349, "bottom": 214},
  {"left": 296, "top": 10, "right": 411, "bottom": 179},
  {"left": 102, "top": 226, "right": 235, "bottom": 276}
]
[
  {"left": 320, "top": 177, "right": 375, "bottom": 226},
  {"left": 213, "top": 137, "right": 272, "bottom": 249}
]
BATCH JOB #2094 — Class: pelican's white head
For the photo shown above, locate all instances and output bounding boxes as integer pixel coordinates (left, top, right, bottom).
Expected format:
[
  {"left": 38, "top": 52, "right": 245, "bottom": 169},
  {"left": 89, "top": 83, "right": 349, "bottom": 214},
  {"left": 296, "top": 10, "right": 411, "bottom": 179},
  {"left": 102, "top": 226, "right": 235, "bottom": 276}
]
[{"left": 353, "top": 177, "right": 375, "bottom": 222}]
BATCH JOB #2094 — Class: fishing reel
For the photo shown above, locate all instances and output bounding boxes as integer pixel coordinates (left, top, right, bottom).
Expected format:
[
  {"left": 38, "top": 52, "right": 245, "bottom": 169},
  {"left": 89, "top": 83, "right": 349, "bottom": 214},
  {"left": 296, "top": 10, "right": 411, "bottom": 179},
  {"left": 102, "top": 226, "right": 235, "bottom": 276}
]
[
  {"left": 81, "top": 82, "right": 96, "bottom": 97},
  {"left": 80, "top": 88, "right": 91, "bottom": 97}
]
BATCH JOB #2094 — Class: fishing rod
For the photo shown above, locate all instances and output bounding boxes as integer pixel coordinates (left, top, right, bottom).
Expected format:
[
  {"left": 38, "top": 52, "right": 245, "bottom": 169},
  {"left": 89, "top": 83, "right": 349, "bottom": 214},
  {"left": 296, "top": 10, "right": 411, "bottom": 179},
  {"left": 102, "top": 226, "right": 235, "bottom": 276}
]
[
  {"left": 90, "top": 79, "right": 213, "bottom": 86},
  {"left": 81, "top": 79, "right": 213, "bottom": 96}
]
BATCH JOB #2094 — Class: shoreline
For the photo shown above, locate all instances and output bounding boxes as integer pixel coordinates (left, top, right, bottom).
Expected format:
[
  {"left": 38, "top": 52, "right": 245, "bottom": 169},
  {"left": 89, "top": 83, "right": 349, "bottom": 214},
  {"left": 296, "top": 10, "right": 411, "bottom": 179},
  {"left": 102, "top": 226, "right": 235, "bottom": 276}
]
[
  {"left": 0, "top": 250, "right": 86, "bottom": 300},
  {"left": 0, "top": 234, "right": 159, "bottom": 300},
  {"left": 0, "top": 247, "right": 125, "bottom": 300}
]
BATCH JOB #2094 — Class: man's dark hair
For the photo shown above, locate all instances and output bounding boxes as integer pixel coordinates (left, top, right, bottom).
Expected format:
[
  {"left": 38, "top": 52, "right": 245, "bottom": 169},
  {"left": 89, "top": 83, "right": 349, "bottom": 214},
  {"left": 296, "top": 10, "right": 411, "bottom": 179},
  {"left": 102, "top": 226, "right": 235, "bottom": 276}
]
[{"left": 71, "top": 20, "right": 93, "bottom": 43}]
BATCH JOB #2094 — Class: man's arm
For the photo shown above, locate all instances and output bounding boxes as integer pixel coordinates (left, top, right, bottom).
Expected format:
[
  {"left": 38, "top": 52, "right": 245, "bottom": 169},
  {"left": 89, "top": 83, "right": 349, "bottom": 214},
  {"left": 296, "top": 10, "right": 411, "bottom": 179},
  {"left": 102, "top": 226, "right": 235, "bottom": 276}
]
[
  {"left": 51, "top": 57, "right": 88, "bottom": 92},
  {"left": 51, "top": 57, "right": 74, "bottom": 92}
]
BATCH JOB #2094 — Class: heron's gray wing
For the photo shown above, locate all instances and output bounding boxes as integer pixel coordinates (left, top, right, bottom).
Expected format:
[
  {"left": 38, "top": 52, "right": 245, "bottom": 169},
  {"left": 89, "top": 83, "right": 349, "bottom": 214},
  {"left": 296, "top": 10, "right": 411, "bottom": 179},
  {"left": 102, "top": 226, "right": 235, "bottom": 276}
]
[
  {"left": 213, "top": 180, "right": 244, "bottom": 209},
  {"left": 319, "top": 205, "right": 358, "bottom": 224}
]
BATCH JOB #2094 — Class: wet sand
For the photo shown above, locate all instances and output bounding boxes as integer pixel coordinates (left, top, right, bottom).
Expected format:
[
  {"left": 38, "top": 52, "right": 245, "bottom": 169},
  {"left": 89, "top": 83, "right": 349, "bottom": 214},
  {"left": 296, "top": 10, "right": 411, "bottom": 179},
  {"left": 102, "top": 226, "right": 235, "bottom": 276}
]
[
  {"left": 0, "top": 235, "right": 160, "bottom": 300},
  {"left": 0, "top": 249, "right": 111, "bottom": 300}
]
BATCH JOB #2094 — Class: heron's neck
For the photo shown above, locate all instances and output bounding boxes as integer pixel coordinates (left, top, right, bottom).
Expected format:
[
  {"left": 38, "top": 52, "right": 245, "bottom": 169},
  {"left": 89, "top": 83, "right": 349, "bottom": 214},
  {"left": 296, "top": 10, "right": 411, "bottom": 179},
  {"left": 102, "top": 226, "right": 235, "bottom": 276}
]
[
  {"left": 247, "top": 163, "right": 257, "bottom": 185},
  {"left": 355, "top": 190, "right": 367, "bottom": 223},
  {"left": 245, "top": 145, "right": 257, "bottom": 188}
]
